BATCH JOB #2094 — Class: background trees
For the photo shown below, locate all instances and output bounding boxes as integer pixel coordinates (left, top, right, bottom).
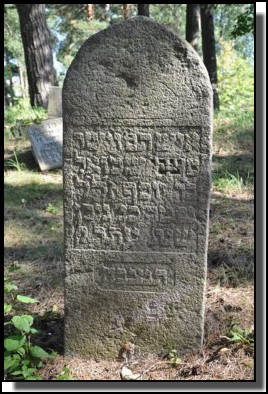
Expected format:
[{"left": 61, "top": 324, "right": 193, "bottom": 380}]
[
  {"left": 138, "top": 4, "right": 150, "bottom": 17},
  {"left": 5, "top": 3, "right": 254, "bottom": 112},
  {"left": 4, "top": 4, "right": 26, "bottom": 106},
  {"left": 200, "top": 4, "right": 219, "bottom": 110},
  {"left": 16, "top": 4, "right": 57, "bottom": 108},
  {"left": 186, "top": 4, "right": 200, "bottom": 52}
]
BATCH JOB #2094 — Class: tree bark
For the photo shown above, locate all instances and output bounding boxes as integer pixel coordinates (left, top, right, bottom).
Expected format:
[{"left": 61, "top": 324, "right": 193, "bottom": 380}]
[
  {"left": 85, "top": 4, "right": 94, "bottom": 21},
  {"left": 16, "top": 4, "right": 57, "bottom": 108},
  {"left": 123, "top": 4, "right": 130, "bottom": 20},
  {"left": 137, "top": 4, "right": 150, "bottom": 17},
  {"left": 4, "top": 52, "right": 15, "bottom": 106},
  {"left": 186, "top": 4, "right": 200, "bottom": 52},
  {"left": 18, "top": 64, "right": 26, "bottom": 98},
  {"left": 200, "top": 4, "right": 219, "bottom": 110}
]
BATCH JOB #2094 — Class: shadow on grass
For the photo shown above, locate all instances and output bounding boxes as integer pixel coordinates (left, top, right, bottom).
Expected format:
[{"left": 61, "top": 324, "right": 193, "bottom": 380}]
[
  {"left": 4, "top": 147, "right": 40, "bottom": 172},
  {"left": 5, "top": 180, "right": 63, "bottom": 262},
  {"left": 5, "top": 243, "right": 63, "bottom": 263},
  {"left": 212, "top": 153, "right": 254, "bottom": 183},
  {"left": 208, "top": 193, "right": 254, "bottom": 286},
  {"left": 5, "top": 180, "right": 63, "bottom": 210},
  {"left": 5, "top": 146, "right": 64, "bottom": 173}
]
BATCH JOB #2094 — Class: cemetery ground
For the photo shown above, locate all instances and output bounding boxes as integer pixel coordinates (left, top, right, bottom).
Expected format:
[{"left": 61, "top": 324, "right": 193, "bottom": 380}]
[{"left": 4, "top": 108, "right": 254, "bottom": 381}]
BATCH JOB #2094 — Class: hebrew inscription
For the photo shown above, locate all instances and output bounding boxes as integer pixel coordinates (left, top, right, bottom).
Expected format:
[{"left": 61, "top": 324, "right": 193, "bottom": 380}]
[
  {"left": 69, "top": 126, "right": 207, "bottom": 252},
  {"left": 95, "top": 262, "right": 172, "bottom": 292}
]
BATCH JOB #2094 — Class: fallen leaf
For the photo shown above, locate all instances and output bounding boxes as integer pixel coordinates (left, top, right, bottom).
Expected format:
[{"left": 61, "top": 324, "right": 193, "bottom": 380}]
[{"left": 220, "top": 347, "right": 230, "bottom": 353}]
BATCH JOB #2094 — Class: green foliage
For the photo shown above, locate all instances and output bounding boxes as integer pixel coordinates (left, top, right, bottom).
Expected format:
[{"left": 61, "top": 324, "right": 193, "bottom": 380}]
[
  {"left": 217, "top": 40, "right": 254, "bottom": 113},
  {"left": 48, "top": 4, "right": 188, "bottom": 71},
  {"left": 4, "top": 5, "right": 24, "bottom": 64},
  {"left": 151, "top": 4, "right": 186, "bottom": 37},
  {"left": 214, "top": 263, "right": 253, "bottom": 288},
  {"left": 5, "top": 98, "right": 47, "bottom": 127},
  {"left": 4, "top": 336, "right": 26, "bottom": 352},
  {"left": 231, "top": 4, "right": 254, "bottom": 38},
  {"left": 46, "top": 203, "right": 59, "bottom": 215},
  {"left": 4, "top": 268, "right": 51, "bottom": 380},
  {"left": 212, "top": 169, "right": 245, "bottom": 192},
  {"left": 5, "top": 151, "right": 24, "bottom": 172},
  {"left": 30, "top": 346, "right": 50, "bottom": 359},
  {"left": 224, "top": 323, "right": 254, "bottom": 345},
  {"left": 47, "top": 4, "right": 108, "bottom": 70},
  {"left": 4, "top": 303, "right": 12, "bottom": 314},
  {"left": 54, "top": 365, "right": 72, "bottom": 380},
  {"left": 11, "top": 315, "right": 34, "bottom": 333},
  {"left": 16, "top": 295, "right": 39, "bottom": 304},
  {"left": 4, "top": 5, "right": 27, "bottom": 102},
  {"left": 5, "top": 98, "right": 47, "bottom": 143},
  {"left": 213, "top": 4, "right": 254, "bottom": 58},
  {"left": 168, "top": 349, "right": 182, "bottom": 367}
]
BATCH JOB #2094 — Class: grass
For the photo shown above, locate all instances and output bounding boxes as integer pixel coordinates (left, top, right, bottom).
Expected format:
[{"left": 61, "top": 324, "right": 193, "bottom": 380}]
[
  {"left": 5, "top": 171, "right": 63, "bottom": 258},
  {"left": 4, "top": 106, "right": 254, "bottom": 380},
  {"left": 4, "top": 98, "right": 47, "bottom": 142}
]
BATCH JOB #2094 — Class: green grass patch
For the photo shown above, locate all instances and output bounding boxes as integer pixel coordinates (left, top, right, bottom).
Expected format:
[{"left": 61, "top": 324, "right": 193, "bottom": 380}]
[
  {"left": 212, "top": 169, "right": 252, "bottom": 193},
  {"left": 5, "top": 170, "right": 63, "bottom": 262},
  {"left": 212, "top": 108, "right": 254, "bottom": 193},
  {"left": 5, "top": 98, "right": 47, "bottom": 141}
]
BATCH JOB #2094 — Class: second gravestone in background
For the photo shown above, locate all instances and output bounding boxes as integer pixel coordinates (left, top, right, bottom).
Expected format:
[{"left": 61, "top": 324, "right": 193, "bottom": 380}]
[
  {"left": 48, "top": 87, "right": 62, "bottom": 118},
  {"left": 63, "top": 16, "right": 212, "bottom": 358},
  {"left": 28, "top": 87, "right": 63, "bottom": 171},
  {"left": 28, "top": 118, "right": 62, "bottom": 171}
]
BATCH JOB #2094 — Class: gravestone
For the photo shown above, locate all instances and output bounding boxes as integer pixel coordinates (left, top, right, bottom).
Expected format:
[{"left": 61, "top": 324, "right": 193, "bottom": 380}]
[
  {"left": 28, "top": 87, "right": 63, "bottom": 170},
  {"left": 28, "top": 118, "right": 63, "bottom": 171},
  {"left": 63, "top": 16, "right": 212, "bottom": 358},
  {"left": 48, "top": 86, "right": 62, "bottom": 118}
]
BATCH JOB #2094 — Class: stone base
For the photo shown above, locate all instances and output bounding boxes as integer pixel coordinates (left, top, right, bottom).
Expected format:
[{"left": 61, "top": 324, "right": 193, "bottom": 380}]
[{"left": 65, "top": 249, "right": 206, "bottom": 358}]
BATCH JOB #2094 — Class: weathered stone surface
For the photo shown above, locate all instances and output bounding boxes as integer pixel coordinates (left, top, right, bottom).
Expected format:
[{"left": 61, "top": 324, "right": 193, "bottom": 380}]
[
  {"left": 48, "top": 87, "right": 62, "bottom": 118},
  {"left": 28, "top": 118, "right": 63, "bottom": 171},
  {"left": 63, "top": 16, "right": 212, "bottom": 358}
]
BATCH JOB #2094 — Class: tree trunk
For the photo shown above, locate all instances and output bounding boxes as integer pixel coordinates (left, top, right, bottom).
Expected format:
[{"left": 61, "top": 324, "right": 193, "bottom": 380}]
[
  {"left": 4, "top": 51, "right": 15, "bottom": 106},
  {"left": 9, "top": 73, "right": 14, "bottom": 105},
  {"left": 4, "top": 83, "right": 10, "bottom": 107},
  {"left": 186, "top": 4, "right": 200, "bottom": 52},
  {"left": 85, "top": 4, "right": 94, "bottom": 21},
  {"left": 123, "top": 4, "right": 130, "bottom": 20},
  {"left": 16, "top": 4, "right": 57, "bottom": 108},
  {"left": 98, "top": 4, "right": 110, "bottom": 23},
  {"left": 200, "top": 4, "right": 219, "bottom": 110},
  {"left": 137, "top": 4, "right": 150, "bottom": 17},
  {"left": 18, "top": 64, "right": 26, "bottom": 98}
]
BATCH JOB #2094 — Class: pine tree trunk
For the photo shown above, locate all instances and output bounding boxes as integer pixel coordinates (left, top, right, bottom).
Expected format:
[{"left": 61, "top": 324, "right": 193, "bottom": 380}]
[
  {"left": 200, "top": 4, "right": 219, "bottom": 111},
  {"left": 85, "top": 4, "right": 94, "bottom": 21},
  {"left": 104, "top": 4, "right": 111, "bottom": 23},
  {"left": 18, "top": 64, "right": 26, "bottom": 98},
  {"left": 137, "top": 4, "right": 150, "bottom": 17},
  {"left": 186, "top": 4, "right": 200, "bottom": 52},
  {"left": 123, "top": 4, "right": 130, "bottom": 20},
  {"left": 16, "top": 4, "right": 57, "bottom": 109}
]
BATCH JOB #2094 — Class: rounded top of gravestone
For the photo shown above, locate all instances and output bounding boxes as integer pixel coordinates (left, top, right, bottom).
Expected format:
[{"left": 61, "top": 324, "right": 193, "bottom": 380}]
[{"left": 63, "top": 16, "right": 212, "bottom": 126}]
